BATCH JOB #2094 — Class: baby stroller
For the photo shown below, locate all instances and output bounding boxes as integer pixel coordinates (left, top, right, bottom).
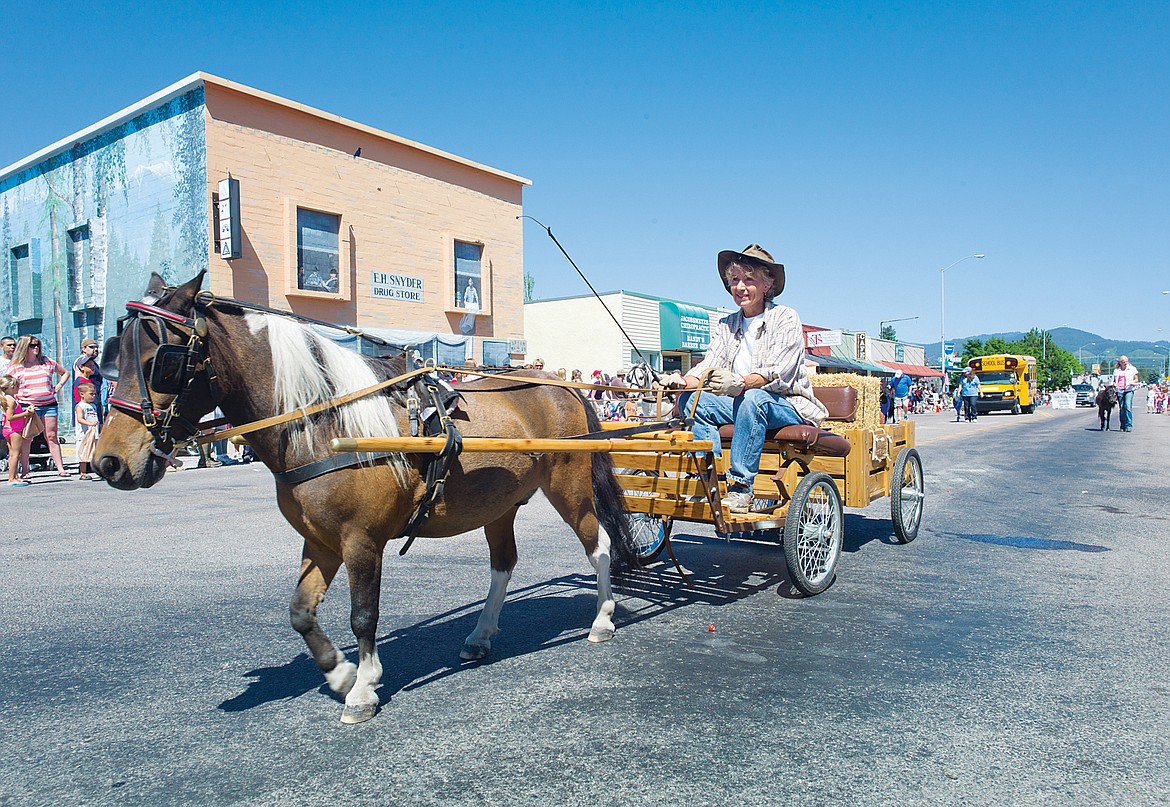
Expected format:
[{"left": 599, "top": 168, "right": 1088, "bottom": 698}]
[{"left": 0, "top": 433, "right": 58, "bottom": 473}]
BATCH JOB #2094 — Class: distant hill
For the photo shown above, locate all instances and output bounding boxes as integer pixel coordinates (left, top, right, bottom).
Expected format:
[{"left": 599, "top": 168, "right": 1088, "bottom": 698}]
[{"left": 919, "top": 327, "right": 1170, "bottom": 371}]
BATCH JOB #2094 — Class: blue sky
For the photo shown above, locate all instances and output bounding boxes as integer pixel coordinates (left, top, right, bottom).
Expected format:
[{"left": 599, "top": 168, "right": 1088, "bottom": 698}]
[{"left": 3, "top": 1, "right": 1167, "bottom": 346}]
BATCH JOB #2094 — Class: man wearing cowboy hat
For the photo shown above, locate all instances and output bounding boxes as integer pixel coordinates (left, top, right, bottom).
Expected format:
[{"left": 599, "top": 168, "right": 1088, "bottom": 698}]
[{"left": 660, "top": 244, "right": 827, "bottom": 513}]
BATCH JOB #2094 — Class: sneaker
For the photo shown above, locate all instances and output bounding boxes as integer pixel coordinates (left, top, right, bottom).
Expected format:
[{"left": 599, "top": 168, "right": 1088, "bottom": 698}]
[{"left": 724, "top": 490, "right": 754, "bottom": 514}]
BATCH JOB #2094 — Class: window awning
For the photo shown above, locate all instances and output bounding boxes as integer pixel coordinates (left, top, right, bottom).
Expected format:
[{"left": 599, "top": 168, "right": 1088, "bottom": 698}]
[
  {"left": 659, "top": 302, "right": 711, "bottom": 351},
  {"left": 805, "top": 353, "right": 888, "bottom": 374},
  {"left": 880, "top": 361, "right": 944, "bottom": 378}
]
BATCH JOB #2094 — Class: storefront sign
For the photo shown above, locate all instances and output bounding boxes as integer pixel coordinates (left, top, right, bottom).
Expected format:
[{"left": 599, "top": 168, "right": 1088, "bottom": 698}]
[
  {"left": 855, "top": 332, "right": 869, "bottom": 362},
  {"left": 659, "top": 302, "right": 711, "bottom": 351},
  {"left": 895, "top": 344, "right": 905, "bottom": 362},
  {"left": 508, "top": 339, "right": 527, "bottom": 355},
  {"left": 217, "top": 178, "right": 241, "bottom": 259},
  {"left": 807, "top": 330, "right": 842, "bottom": 348},
  {"left": 371, "top": 272, "right": 424, "bottom": 302}
]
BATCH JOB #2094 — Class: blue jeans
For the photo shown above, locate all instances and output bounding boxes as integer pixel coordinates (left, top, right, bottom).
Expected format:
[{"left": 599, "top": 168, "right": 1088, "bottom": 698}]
[
  {"left": 1119, "top": 389, "right": 1134, "bottom": 430},
  {"left": 676, "top": 388, "right": 804, "bottom": 490}
]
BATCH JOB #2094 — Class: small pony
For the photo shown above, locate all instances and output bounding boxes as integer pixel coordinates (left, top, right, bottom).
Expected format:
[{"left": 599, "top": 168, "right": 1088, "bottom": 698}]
[
  {"left": 94, "top": 272, "right": 639, "bottom": 723},
  {"left": 1096, "top": 384, "right": 1119, "bottom": 431}
]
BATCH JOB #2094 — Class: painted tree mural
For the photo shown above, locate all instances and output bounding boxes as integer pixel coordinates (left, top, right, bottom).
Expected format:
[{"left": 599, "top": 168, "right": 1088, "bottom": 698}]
[{"left": 0, "top": 87, "right": 208, "bottom": 425}]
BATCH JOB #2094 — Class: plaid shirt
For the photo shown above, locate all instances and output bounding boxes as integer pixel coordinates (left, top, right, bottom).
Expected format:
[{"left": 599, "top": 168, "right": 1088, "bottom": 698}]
[{"left": 687, "top": 302, "right": 828, "bottom": 426}]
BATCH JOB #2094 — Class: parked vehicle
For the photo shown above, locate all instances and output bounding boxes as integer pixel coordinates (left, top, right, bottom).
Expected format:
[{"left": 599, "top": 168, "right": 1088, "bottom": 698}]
[{"left": 1072, "top": 383, "right": 1095, "bottom": 407}]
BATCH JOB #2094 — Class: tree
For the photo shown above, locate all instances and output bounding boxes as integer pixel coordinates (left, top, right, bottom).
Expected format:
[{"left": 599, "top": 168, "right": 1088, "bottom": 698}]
[{"left": 879, "top": 324, "right": 896, "bottom": 341}]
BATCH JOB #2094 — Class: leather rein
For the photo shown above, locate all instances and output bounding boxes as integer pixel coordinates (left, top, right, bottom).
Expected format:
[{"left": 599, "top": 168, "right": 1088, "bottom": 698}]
[{"left": 105, "top": 292, "right": 671, "bottom": 465}]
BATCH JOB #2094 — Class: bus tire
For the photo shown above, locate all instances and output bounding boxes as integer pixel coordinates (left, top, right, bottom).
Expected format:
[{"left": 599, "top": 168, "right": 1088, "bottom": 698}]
[{"left": 1012, "top": 401, "right": 1021, "bottom": 415}]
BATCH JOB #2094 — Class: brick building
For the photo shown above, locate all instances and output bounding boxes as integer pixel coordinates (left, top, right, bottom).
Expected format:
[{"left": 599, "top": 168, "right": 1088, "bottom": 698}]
[{"left": 1, "top": 72, "right": 531, "bottom": 394}]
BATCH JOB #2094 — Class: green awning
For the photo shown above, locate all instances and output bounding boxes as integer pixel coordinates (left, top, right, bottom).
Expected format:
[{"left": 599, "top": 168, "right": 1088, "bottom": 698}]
[{"left": 659, "top": 302, "right": 711, "bottom": 351}]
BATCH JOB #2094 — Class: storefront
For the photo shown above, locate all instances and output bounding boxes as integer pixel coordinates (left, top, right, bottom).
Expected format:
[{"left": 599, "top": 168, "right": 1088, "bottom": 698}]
[
  {"left": 524, "top": 291, "right": 724, "bottom": 376},
  {"left": 1, "top": 72, "right": 531, "bottom": 416}
]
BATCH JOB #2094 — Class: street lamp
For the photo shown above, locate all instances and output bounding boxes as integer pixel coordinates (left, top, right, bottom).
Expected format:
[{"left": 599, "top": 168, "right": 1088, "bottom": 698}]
[
  {"left": 879, "top": 316, "right": 918, "bottom": 338},
  {"left": 1076, "top": 342, "right": 1096, "bottom": 367},
  {"left": 940, "top": 253, "right": 986, "bottom": 390}
]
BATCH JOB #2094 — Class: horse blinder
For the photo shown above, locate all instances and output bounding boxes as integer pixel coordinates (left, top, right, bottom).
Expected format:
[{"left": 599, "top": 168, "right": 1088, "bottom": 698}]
[
  {"left": 99, "top": 336, "right": 122, "bottom": 382},
  {"left": 150, "top": 344, "right": 189, "bottom": 395}
]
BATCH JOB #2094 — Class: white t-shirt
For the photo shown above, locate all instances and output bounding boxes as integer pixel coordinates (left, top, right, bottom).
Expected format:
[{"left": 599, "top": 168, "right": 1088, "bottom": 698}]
[
  {"left": 732, "top": 313, "right": 766, "bottom": 376},
  {"left": 1115, "top": 366, "right": 1138, "bottom": 390}
]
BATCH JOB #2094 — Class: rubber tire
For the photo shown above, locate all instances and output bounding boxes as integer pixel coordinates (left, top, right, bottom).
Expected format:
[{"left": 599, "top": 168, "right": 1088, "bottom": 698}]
[
  {"left": 782, "top": 472, "right": 843, "bottom": 596},
  {"left": 620, "top": 469, "right": 667, "bottom": 564},
  {"left": 1012, "top": 401, "right": 1021, "bottom": 415},
  {"left": 890, "top": 448, "right": 924, "bottom": 544},
  {"left": 626, "top": 512, "right": 667, "bottom": 564}
]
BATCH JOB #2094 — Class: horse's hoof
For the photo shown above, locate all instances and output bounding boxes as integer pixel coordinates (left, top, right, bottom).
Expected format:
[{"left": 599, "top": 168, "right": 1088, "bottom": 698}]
[
  {"left": 340, "top": 702, "right": 377, "bottom": 724},
  {"left": 460, "top": 642, "right": 490, "bottom": 661},
  {"left": 325, "top": 660, "right": 358, "bottom": 695},
  {"left": 588, "top": 627, "right": 615, "bottom": 643}
]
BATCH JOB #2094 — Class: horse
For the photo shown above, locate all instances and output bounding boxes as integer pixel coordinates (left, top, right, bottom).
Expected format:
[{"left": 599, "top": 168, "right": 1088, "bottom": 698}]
[
  {"left": 94, "top": 272, "right": 637, "bottom": 724},
  {"left": 1095, "top": 385, "right": 1118, "bottom": 431}
]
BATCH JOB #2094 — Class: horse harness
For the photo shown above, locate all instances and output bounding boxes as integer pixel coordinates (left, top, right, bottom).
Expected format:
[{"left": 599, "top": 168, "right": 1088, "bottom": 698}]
[
  {"left": 101, "top": 292, "right": 674, "bottom": 553},
  {"left": 100, "top": 293, "right": 473, "bottom": 552},
  {"left": 103, "top": 299, "right": 219, "bottom": 467}
]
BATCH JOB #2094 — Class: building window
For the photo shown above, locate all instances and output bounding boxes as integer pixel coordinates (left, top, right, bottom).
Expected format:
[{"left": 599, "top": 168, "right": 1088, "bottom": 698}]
[
  {"left": 10, "top": 243, "right": 40, "bottom": 321},
  {"left": 482, "top": 340, "right": 510, "bottom": 368},
  {"left": 67, "top": 225, "right": 90, "bottom": 309},
  {"left": 296, "top": 208, "right": 340, "bottom": 292},
  {"left": 454, "top": 241, "right": 482, "bottom": 310}
]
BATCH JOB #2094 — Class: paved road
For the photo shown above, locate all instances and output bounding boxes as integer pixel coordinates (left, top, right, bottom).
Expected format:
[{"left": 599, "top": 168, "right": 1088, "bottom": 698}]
[{"left": 1, "top": 403, "right": 1167, "bottom": 805}]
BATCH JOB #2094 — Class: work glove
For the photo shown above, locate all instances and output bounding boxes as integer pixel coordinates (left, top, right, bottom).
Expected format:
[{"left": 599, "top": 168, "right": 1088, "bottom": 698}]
[
  {"left": 707, "top": 368, "right": 745, "bottom": 397},
  {"left": 654, "top": 372, "right": 688, "bottom": 391}
]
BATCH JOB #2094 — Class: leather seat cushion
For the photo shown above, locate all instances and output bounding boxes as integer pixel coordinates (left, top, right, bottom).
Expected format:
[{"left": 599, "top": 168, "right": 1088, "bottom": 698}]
[{"left": 716, "top": 423, "right": 851, "bottom": 458}]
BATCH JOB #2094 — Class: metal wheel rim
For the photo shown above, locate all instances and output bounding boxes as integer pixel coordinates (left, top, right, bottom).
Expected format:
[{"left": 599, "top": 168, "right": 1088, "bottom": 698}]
[
  {"left": 898, "top": 457, "right": 924, "bottom": 533},
  {"left": 795, "top": 480, "right": 840, "bottom": 586},
  {"left": 626, "top": 513, "right": 665, "bottom": 557}
]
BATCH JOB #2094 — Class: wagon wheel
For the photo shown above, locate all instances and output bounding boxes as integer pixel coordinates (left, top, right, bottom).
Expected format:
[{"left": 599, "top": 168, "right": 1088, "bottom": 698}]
[
  {"left": 620, "top": 470, "right": 668, "bottom": 564},
  {"left": 781, "top": 472, "right": 843, "bottom": 596},
  {"left": 890, "top": 448, "right": 924, "bottom": 544}
]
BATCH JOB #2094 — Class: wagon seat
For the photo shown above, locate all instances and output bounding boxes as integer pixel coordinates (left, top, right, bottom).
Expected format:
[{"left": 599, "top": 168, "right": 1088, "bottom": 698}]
[{"left": 708, "top": 387, "right": 856, "bottom": 457}]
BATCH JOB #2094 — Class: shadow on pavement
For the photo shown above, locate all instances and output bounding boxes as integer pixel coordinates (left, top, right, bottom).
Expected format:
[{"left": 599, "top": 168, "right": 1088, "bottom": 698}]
[{"left": 219, "top": 510, "right": 913, "bottom": 712}]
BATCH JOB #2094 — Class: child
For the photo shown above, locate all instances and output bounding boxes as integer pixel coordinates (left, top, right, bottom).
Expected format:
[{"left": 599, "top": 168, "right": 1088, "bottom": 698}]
[
  {"left": 0, "top": 374, "right": 31, "bottom": 486},
  {"left": 74, "top": 360, "right": 96, "bottom": 404},
  {"left": 952, "top": 388, "right": 963, "bottom": 422},
  {"left": 74, "top": 382, "right": 100, "bottom": 480}
]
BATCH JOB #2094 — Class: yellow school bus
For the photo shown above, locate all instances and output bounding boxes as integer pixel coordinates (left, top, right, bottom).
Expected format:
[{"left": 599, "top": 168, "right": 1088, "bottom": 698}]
[{"left": 967, "top": 354, "right": 1039, "bottom": 415}]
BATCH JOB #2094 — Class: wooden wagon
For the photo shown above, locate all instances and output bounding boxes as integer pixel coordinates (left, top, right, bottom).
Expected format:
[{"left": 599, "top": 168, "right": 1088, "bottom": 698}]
[
  {"left": 609, "top": 378, "right": 923, "bottom": 594},
  {"left": 330, "top": 374, "right": 924, "bottom": 596}
]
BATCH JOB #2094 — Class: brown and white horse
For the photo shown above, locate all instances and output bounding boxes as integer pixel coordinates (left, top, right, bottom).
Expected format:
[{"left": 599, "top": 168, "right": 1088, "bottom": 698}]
[{"left": 94, "top": 272, "right": 636, "bottom": 723}]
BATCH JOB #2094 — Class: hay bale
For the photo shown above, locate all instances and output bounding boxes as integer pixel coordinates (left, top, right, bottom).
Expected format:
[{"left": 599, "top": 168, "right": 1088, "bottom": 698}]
[{"left": 812, "top": 372, "right": 882, "bottom": 433}]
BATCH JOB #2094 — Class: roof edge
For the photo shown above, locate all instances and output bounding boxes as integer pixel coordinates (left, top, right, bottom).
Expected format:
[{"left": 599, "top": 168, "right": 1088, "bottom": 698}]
[
  {"left": 2, "top": 71, "right": 533, "bottom": 188},
  {"left": 199, "top": 72, "right": 531, "bottom": 187},
  {"left": 1, "top": 72, "right": 206, "bottom": 182}
]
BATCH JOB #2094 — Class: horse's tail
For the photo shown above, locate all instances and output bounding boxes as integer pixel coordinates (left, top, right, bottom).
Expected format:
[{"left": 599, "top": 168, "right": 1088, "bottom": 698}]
[{"left": 584, "top": 403, "right": 638, "bottom": 566}]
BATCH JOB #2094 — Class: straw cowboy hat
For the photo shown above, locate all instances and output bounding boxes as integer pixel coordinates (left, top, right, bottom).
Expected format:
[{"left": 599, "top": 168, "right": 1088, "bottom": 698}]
[{"left": 717, "top": 244, "right": 785, "bottom": 297}]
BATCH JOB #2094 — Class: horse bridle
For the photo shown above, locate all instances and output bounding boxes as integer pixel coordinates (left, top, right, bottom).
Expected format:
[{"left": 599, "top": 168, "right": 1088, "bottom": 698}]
[{"left": 102, "top": 294, "right": 220, "bottom": 463}]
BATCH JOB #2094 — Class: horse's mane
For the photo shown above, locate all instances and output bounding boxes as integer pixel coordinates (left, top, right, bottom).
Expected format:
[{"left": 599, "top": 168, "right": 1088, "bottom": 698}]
[{"left": 245, "top": 313, "right": 409, "bottom": 481}]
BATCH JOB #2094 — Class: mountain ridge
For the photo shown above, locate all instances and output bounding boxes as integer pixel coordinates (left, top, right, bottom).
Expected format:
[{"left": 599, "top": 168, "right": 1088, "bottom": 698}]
[{"left": 916, "top": 327, "right": 1170, "bottom": 370}]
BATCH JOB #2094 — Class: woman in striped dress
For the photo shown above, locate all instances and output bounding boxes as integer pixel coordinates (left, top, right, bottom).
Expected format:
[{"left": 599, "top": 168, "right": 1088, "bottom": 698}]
[{"left": 7, "top": 336, "right": 70, "bottom": 476}]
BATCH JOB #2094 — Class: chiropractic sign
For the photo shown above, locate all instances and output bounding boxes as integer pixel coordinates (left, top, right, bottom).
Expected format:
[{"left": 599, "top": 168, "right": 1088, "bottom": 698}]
[{"left": 371, "top": 272, "right": 424, "bottom": 302}]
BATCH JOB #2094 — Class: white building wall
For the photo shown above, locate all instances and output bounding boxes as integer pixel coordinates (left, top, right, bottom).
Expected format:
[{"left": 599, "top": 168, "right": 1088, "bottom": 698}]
[
  {"left": 524, "top": 294, "right": 626, "bottom": 374},
  {"left": 619, "top": 294, "right": 662, "bottom": 367},
  {"left": 903, "top": 344, "right": 925, "bottom": 364},
  {"left": 871, "top": 338, "right": 896, "bottom": 362}
]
